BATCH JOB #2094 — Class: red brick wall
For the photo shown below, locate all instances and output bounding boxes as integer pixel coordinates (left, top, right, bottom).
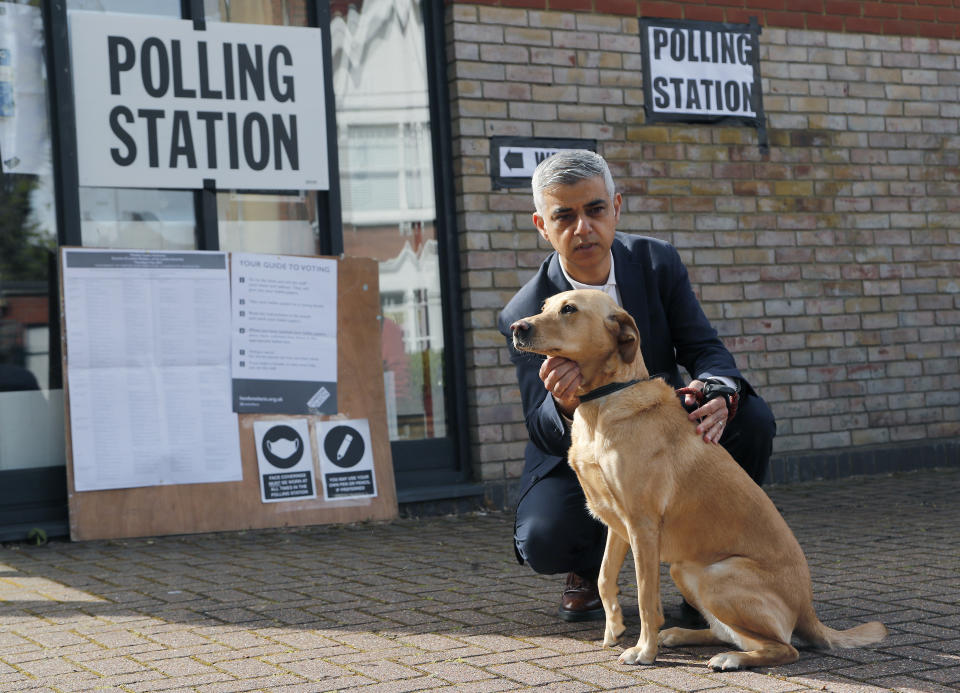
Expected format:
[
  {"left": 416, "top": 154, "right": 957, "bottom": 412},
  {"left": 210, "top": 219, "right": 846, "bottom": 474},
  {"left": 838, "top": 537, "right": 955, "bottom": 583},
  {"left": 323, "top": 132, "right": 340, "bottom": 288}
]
[
  {"left": 449, "top": 0, "right": 960, "bottom": 38},
  {"left": 447, "top": 2, "right": 960, "bottom": 495}
]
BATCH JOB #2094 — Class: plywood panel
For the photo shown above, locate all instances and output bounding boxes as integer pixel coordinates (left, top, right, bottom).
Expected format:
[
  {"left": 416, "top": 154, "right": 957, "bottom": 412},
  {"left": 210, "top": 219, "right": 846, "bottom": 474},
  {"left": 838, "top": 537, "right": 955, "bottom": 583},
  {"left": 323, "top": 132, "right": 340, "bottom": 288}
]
[{"left": 63, "top": 255, "right": 397, "bottom": 541}]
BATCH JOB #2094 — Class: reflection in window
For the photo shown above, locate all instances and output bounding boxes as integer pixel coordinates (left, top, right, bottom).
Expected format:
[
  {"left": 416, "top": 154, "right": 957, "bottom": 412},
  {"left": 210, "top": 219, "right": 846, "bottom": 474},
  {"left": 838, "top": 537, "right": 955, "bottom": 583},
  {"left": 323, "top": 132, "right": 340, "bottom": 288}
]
[
  {"left": 202, "top": 0, "right": 306, "bottom": 27},
  {"left": 78, "top": 188, "right": 196, "bottom": 250},
  {"left": 203, "top": 0, "right": 320, "bottom": 255},
  {"left": 332, "top": 0, "right": 446, "bottom": 442},
  {"left": 0, "top": 0, "right": 64, "bottom": 471},
  {"left": 217, "top": 191, "right": 319, "bottom": 254},
  {"left": 341, "top": 122, "right": 435, "bottom": 219},
  {"left": 66, "top": 0, "right": 179, "bottom": 15}
]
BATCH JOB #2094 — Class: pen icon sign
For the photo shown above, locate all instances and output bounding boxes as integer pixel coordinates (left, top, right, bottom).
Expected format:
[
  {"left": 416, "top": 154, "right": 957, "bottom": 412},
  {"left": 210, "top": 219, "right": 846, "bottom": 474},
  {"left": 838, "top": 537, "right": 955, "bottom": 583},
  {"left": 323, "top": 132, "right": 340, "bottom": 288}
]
[
  {"left": 336, "top": 434, "right": 353, "bottom": 460},
  {"left": 323, "top": 425, "right": 364, "bottom": 468}
]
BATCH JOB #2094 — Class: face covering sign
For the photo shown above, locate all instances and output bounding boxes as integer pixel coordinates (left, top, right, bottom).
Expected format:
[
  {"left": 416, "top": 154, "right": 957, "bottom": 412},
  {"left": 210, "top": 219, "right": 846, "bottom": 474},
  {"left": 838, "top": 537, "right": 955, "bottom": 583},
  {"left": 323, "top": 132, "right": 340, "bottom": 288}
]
[
  {"left": 639, "top": 17, "right": 766, "bottom": 147},
  {"left": 68, "top": 11, "right": 329, "bottom": 190}
]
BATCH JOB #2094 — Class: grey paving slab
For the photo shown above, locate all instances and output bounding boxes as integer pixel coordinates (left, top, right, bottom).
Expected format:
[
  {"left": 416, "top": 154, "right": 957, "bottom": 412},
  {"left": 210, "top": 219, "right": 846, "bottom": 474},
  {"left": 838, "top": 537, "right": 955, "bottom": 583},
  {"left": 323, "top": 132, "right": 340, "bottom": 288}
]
[{"left": 0, "top": 467, "right": 958, "bottom": 691}]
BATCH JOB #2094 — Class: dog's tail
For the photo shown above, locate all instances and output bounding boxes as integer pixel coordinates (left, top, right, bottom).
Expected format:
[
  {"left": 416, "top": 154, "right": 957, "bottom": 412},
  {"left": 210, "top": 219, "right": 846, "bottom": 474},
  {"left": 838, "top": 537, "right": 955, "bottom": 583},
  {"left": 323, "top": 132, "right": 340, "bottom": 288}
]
[{"left": 796, "top": 607, "right": 887, "bottom": 649}]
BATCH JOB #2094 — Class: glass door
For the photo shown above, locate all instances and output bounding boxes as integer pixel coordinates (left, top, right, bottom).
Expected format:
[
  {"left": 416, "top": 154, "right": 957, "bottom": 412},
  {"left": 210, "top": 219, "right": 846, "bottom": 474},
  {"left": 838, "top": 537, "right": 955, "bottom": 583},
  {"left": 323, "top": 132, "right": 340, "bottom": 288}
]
[{"left": 330, "top": 0, "right": 447, "bottom": 449}]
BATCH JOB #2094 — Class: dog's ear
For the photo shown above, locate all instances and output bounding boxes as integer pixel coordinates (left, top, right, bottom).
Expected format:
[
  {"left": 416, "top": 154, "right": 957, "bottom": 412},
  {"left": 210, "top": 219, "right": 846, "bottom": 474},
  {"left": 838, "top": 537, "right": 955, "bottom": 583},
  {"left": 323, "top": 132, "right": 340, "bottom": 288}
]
[{"left": 612, "top": 310, "right": 639, "bottom": 363}]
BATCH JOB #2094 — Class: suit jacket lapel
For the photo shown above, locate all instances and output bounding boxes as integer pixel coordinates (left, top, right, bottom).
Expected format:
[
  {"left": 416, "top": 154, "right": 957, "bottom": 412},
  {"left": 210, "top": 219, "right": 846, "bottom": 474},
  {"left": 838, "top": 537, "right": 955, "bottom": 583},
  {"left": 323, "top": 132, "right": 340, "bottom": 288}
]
[
  {"left": 612, "top": 237, "right": 651, "bottom": 357},
  {"left": 543, "top": 253, "right": 572, "bottom": 299}
]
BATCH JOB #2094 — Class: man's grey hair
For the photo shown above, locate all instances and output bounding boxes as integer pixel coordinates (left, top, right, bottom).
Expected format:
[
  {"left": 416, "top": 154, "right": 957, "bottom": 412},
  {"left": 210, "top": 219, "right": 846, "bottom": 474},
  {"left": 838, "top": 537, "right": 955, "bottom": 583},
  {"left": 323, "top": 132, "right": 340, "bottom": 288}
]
[{"left": 531, "top": 149, "right": 616, "bottom": 213}]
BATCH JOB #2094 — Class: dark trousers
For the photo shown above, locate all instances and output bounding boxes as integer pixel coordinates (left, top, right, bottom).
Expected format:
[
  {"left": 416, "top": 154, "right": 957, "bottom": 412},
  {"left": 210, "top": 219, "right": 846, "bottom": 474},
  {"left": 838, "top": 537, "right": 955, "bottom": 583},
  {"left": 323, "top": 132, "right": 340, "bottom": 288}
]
[{"left": 514, "top": 392, "right": 776, "bottom": 577}]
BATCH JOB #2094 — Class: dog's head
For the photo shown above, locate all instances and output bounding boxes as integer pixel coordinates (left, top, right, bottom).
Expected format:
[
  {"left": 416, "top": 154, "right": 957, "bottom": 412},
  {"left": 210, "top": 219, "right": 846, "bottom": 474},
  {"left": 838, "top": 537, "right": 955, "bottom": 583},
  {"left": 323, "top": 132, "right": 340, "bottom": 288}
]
[{"left": 510, "top": 289, "right": 646, "bottom": 386}]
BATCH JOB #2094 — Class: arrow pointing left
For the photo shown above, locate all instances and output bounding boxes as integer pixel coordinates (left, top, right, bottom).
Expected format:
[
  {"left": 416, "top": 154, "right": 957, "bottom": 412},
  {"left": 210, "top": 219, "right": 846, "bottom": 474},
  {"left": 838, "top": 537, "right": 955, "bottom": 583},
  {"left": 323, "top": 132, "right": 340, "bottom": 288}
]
[{"left": 503, "top": 150, "right": 525, "bottom": 170}]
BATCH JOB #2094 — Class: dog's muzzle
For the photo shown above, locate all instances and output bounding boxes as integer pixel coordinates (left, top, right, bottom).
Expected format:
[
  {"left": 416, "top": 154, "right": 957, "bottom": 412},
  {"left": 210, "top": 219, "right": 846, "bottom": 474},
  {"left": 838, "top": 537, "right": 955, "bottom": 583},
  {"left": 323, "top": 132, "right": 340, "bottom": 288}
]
[{"left": 510, "top": 319, "right": 532, "bottom": 349}]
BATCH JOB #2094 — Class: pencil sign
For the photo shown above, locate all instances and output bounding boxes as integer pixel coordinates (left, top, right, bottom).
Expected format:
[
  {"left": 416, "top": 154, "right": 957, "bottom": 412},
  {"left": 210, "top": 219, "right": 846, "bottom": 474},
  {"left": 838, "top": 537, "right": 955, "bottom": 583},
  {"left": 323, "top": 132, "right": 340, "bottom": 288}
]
[
  {"left": 490, "top": 136, "right": 596, "bottom": 189},
  {"left": 68, "top": 10, "right": 329, "bottom": 190},
  {"left": 316, "top": 419, "right": 376, "bottom": 501},
  {"left": 254, "top": 419, "right": 317, "bottom": 503},
  {"left": 639, "top": 17, "right": 766, "bottom": 146}
]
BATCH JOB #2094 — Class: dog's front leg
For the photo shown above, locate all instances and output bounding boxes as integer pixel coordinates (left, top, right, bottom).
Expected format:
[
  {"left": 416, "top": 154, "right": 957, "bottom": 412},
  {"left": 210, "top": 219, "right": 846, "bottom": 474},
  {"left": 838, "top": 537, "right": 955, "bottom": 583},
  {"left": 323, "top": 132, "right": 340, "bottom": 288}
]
[
  {"left": 599, "top": 530, "right": 629, "bottom": 646},
  {"left": 618, "top": 525, "right": 663, "bottom": 665}
]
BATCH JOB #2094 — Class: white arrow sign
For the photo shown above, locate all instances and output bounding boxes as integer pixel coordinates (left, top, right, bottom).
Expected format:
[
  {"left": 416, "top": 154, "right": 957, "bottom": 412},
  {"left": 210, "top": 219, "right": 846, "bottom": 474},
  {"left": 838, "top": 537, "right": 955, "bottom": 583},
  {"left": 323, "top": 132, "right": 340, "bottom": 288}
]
[{"left": 498, "top": 146, "right": 565, "bottom": 178}]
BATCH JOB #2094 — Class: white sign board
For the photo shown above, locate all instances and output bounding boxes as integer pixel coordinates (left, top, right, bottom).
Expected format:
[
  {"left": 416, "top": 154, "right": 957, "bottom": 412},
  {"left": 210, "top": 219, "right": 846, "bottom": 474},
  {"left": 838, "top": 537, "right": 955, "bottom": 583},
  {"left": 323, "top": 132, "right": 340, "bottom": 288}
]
[
  {"left": 62, "top": 248, "right": 242, "bottom": 492},
  {"left": 253, "top": 419, "right": 317, "bottom": 503},
  {"left": 498, "top": 146, "right": 565, "bottom": 179},
  {"left": 231, "top": 253, "right": 337, "bottom": 414},
  {"left": 489, "top": 136, "right": 596, "bottom": 189},
  {"left": 316, "top": 419, "right": 376, "bottom": 501},
  {"left": 68, "top": 11, "right": 329, "bottom": 190},
  {"left": 641, "top": 17, "right": 762, "bottom": 121}
]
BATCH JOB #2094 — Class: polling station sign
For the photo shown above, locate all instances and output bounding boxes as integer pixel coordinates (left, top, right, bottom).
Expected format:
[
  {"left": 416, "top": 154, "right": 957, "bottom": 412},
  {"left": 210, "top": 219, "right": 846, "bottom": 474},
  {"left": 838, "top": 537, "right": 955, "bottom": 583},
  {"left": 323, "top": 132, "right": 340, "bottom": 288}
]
[
  {"left": 639, "top": 17, "right": 766, "bottom": 146},
  {"left": 68, "top": 11, "right": 329, "bottom": 190}
]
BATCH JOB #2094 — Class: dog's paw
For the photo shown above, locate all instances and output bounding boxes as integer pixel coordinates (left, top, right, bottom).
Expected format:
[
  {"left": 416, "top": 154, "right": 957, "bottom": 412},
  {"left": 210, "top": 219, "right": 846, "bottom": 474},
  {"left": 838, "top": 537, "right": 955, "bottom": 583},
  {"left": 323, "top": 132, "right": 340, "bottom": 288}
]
[
  {"left": 618, "top": 645, "right": 657, "bottom": 666},
  {"left": 708, "top": 652, "right": 745, "bottom": 671},
  {"left": 657, "top": 628, "right": 682, "bottom": 648},
  {"left": 603, "top": 620, "right": 625, "bottom": 647}
]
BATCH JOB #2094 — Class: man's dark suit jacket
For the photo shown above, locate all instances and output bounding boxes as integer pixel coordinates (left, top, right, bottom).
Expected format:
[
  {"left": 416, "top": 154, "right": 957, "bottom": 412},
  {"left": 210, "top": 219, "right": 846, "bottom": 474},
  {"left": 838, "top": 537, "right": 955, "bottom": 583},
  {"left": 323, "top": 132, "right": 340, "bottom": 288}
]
[{"left": 497, "top": 233, "right": 750, "bottom": 507}]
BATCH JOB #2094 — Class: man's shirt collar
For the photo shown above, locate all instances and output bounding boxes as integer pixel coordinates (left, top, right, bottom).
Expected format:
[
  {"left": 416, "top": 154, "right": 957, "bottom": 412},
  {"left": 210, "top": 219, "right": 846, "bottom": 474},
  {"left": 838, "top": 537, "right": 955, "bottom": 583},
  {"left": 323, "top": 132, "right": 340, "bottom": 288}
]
[{"left": 559, "top": 251, "right": 621, "bottom": 306}]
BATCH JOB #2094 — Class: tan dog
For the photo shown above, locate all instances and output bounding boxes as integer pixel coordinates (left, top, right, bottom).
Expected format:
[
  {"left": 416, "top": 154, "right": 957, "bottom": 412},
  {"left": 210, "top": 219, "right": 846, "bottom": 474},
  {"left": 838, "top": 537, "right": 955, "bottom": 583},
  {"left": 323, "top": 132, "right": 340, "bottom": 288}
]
[{"left": 510, "top": 289, "right": 886, "bottom": 670}]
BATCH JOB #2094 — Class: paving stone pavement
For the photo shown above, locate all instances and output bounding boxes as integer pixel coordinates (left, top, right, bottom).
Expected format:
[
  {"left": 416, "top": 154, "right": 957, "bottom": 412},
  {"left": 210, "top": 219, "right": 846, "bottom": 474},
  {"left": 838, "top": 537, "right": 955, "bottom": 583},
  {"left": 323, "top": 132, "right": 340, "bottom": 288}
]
[{"left": 0, "top": 467, "right": 958, "bottom": 692}]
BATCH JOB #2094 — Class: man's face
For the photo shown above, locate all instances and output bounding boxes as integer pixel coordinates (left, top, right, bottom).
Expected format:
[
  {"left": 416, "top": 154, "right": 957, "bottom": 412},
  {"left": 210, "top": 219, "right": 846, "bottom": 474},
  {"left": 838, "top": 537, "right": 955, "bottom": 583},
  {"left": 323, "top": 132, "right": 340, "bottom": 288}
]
[{"left": 533, "top": 176, "right": 622, "bottom": 285}]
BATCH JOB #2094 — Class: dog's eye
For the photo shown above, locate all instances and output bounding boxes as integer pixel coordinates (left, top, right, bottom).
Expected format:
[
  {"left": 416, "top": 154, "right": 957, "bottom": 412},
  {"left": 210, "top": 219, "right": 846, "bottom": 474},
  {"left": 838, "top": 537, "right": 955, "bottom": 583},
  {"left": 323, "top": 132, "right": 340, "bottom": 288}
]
[{"left": 560, "top": 304, "right": 577, "bottom": 314}]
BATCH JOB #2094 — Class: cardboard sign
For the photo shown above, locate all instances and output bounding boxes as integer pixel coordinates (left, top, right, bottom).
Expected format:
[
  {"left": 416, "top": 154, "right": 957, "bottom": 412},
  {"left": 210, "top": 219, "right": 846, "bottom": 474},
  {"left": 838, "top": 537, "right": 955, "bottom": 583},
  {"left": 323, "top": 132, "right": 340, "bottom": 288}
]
[{"left": 69, "top": 11, "right": 329, "bottom": 190}]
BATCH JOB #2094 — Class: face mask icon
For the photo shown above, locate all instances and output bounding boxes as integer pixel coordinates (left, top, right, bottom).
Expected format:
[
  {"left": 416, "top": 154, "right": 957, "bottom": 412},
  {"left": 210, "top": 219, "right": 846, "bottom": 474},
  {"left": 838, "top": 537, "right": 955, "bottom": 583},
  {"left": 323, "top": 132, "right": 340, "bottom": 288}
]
[{"left": 266, "top": 436, "right": 300, "bottom": 459}]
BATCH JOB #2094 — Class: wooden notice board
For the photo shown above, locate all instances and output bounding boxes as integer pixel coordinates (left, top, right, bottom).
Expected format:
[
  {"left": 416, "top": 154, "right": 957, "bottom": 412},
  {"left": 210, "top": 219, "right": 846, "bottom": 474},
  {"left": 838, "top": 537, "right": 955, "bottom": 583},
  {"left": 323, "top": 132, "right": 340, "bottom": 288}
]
[{"left": 61, "top": 254, "right": 397, "bottom": 541}]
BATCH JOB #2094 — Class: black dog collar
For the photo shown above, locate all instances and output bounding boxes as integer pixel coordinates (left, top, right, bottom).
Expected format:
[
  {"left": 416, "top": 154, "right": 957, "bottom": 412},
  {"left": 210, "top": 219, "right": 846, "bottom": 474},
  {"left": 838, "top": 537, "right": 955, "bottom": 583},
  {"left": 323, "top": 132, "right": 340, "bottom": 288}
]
[{"left": 578, "top": 373, "right": 668, "bottom": 403}]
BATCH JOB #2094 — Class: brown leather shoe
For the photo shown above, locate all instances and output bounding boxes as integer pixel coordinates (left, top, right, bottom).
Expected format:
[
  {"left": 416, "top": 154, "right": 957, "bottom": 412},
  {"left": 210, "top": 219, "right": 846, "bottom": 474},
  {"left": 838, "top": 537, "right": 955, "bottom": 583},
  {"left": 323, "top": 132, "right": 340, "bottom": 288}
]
[{"left": 558, "top": 572, "right": 605, "bottom": 621}]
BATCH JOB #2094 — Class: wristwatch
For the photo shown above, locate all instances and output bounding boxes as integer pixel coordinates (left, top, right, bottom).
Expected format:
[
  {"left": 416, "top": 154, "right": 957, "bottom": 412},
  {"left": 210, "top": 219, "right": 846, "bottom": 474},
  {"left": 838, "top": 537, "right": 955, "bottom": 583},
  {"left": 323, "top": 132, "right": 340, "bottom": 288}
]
[{"left": 702, "top": 378, "right": 740, "bottom": 422}]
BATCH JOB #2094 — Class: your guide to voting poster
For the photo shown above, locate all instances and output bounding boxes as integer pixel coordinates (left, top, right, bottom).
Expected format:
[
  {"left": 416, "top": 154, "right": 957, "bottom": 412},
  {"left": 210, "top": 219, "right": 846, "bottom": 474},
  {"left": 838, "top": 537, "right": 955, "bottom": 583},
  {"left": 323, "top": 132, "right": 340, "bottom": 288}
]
[{"left": 231, "top": 253, "right": 338, "bottom": 415}]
